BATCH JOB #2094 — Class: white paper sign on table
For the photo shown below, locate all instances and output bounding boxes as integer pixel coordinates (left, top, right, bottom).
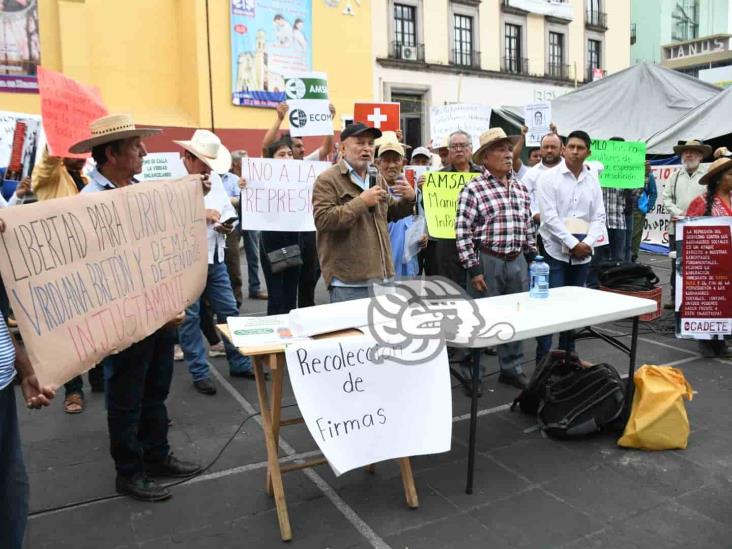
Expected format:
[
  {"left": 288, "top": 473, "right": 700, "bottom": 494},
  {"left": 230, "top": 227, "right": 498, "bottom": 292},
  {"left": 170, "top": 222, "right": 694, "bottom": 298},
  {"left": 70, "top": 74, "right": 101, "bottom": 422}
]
[
  {"left": 285, "top": 335, "right": 452, "bottom": 476},
  {"left": 523, "top": 102, "right": 551, "bottom": 147},
  {"left": 227, "top": 315, "right": 309, "bottom": 348}
]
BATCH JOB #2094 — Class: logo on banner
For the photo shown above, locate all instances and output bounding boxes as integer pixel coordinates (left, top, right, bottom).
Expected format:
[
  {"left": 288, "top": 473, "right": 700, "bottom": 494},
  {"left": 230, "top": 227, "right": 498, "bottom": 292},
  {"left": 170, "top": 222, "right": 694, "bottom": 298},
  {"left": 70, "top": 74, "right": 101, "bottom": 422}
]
[
  {"left": 285, "top": 78, "right": 307, "bottom": 100},
  {"left": 354, "top": 102, "right": 401, "bottom": 132},
  {"left": 289, "top": 109, "right": 308, "bottom": 128},
  {"left": 232, "top": 0, "right": 255, "bottom": 17}
]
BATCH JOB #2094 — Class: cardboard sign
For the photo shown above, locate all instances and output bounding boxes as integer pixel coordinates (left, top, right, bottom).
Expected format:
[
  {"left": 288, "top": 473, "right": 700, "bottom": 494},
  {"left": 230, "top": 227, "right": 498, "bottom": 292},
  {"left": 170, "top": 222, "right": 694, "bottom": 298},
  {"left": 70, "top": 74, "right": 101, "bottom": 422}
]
[
  {"left": 422, "top": 172, "right": 475, "bottom": 239},
  {"left": 285, "top": 335, "right": 452, "bottom": 475},
  {"left": 677, "top": 218, "right": 732, "bottom": 339},
  {"left": 0, "top": 177, "right": 208, "bottom": 389},
  {"left": 137, "top": 153, "right": 187, "bottom": 182},
  {"left": 354, "top": 102, "right": 400, "bottom": 132},
  {"left": 240, "top": 157, "right": 330, "bottom": 231},
  {"left": 429, "top": 104, "right": 492, "bottom": 151},
  {"left": 588, "top": 139, "right": 646, "bottom": 189},
  {"left": 523, "top": 102, "right": 551, "bottom": 147},
  {"left": 284, "top": 72, "right": 332, "bottom": 137},
  {"left": 37, "top": 67, "right": 109, "bottom": 159}
]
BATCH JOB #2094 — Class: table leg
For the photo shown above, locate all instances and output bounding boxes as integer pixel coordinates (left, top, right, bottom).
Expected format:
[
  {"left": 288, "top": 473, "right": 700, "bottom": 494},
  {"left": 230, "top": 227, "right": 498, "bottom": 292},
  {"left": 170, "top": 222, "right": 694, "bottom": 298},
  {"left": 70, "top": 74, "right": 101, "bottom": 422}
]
[
  {"left": 266, "top": 354, "right": 286, "bottom": 496},
  {"left": 623, "top": 316, "right": 640, "bottom": 424},
  {"left": 465, "top": 347, "right": 481, "bottom": 494},
  {"left": 398, "top": 457, "right": 419, "bottom": 508},
  {"left": 253, "top": 354, "right": 292, "bottom": 541}
]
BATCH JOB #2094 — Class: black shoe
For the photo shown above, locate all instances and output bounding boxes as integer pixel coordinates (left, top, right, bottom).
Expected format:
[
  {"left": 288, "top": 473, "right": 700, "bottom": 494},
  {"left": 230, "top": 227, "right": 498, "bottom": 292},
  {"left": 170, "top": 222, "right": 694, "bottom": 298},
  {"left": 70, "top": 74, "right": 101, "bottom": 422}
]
[
  {"left": 116, "top": 473, "right": 171, "bottom": 502},
  {"left": 194, "top": 379, "right": 217, "bottom": 395},
  {"left": 498, "top": 372, "right": 529, "bottom": 390},
  {"left": 145, "top": 453, "right": 202, "bottom": 478},
  {"left": 462, "top": 381, "right": 483, "bottom": 398}
]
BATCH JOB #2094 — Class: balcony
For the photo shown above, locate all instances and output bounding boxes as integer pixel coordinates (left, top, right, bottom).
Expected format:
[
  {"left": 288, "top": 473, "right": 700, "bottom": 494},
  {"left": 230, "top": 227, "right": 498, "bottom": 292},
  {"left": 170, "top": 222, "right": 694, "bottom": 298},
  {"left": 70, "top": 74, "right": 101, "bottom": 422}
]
[
  {"left": 500, "top": 56, "right": 530, "bottom": 76},
  {"left": 546, "top": 62, "right": 571, "bottom": 80},
  {"left": 388, "top": 41, "right": 425, "bottom": 63},
  {"left": 450, "top": 48, "right": 481, "bottom": 68},
  {"left": 586, "top": 10, "right": 608, "bottom": 31}
]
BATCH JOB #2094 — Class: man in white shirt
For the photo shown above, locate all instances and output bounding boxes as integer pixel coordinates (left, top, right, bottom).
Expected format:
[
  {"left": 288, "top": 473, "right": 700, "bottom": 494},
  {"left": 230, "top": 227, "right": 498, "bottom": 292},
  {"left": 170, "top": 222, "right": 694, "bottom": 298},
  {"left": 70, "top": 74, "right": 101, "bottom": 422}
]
[
  {"left": 536, "top": 130, "right": 606, "bottom": 363},
  {"left": 519, "top": 132, "right": 564, "bottom": 225},
  {"left": 175, "top": 130, "right": 254, "bottom": 395}
]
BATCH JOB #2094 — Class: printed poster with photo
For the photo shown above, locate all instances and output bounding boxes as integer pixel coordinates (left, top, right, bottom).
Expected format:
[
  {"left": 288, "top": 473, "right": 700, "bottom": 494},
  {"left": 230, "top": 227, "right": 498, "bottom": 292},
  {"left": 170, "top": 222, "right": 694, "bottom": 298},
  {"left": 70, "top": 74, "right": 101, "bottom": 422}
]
[{"left": 0, "top": 0, "right": 41, "bottom": 94}]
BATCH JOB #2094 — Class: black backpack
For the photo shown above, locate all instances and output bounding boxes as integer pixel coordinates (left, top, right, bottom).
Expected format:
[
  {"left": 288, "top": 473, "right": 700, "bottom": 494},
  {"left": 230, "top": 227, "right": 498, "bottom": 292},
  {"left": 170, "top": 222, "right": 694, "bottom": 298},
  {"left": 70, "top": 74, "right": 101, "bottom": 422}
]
[
  {"left": 596, "top": 261, "right": 659, "bottom": 291},
  {"left": 511, "top": 350, "right": 583, "bottom": 415},
  {"left": 537, "top": 363, "right": 625, "bottom": 439}
]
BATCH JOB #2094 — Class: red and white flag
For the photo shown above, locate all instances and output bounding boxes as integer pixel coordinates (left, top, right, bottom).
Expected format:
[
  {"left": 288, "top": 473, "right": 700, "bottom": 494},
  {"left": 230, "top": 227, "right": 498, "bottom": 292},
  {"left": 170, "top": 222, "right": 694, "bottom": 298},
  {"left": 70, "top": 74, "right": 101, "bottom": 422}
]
[{"left": 353, "top": 102, "right": 401, "bottom": 132}]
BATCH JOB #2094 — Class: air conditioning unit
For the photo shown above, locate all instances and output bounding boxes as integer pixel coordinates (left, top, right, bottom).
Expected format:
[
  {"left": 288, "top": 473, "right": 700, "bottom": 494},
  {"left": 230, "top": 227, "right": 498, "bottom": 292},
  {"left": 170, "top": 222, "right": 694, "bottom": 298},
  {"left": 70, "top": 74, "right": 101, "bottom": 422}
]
[{"left": 400, "top": 46, "right": 418, "bottom": 61}]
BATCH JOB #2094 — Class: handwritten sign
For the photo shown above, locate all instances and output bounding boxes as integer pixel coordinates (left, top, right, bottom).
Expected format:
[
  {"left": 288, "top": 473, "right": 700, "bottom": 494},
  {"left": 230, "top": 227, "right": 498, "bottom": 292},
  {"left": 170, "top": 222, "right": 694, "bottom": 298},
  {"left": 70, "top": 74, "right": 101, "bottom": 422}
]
[
  {"left": 422, "top": 172, "right": 474, "bottom": 239},
  {"left": 0, "top": 177, "right": 208, "bottom": 389},
  {"left": 37, "top": 67, "right": 109, "bottom": 159},
  {"left": 284, "top": 72, "right": 332, "bottom": 137},
  {"left": 137, "top": 153, "right": 187, "bottom": 182},
  {"left": 429, "top": 104, "right": 492, "bottom": 151},
  {"left": 285, "top": 335, "right": 451, "bottom": 475},
  {"left": 588, "top": 140, "right": 646, "bottom": 189},
  {"left": 523, "top": 102, "right": 551, "bottom": 147},
  {"left": 240, "top": 158, "right": 330, "bottom": 232}
]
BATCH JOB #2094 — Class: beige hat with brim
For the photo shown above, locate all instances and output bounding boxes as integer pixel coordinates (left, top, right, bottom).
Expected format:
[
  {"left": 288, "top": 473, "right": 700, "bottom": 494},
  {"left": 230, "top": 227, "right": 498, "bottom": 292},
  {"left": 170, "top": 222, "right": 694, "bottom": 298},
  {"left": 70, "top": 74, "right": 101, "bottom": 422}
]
[
  {"left": 472, "top": 128, "right": 520, "bottom": 164},
  {"left": 174, "top": 129, "right": 232, "bottom": 173},
  {"left": 69, "top": 114, "right": 161, "bottom": 154},
  {"left": 377, "top": 141, "right": 405, "bottom": 158},
  {"left": 699, "top": 153, "right": 732, "bottom": 186},
  {"left": 375, "top": 130, "right": 412, "bottom": 150},
  {"left": 673, "top": 139, "right": 712, "bottom": 158}
]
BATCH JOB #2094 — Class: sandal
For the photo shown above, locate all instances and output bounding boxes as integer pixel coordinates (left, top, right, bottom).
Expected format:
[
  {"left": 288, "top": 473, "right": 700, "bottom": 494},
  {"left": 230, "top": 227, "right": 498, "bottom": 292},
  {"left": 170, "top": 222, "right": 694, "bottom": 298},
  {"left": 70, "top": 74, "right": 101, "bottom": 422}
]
[{"left": 63, "top": 393, "right": 84, "bottom": 414}]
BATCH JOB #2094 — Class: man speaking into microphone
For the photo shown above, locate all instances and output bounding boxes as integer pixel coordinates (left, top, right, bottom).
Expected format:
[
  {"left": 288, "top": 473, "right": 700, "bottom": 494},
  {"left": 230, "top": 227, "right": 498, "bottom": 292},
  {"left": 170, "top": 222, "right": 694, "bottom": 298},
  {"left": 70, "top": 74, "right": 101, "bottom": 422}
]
[{"left": 312, "top": 122, "right": 415, "bottom": 303}]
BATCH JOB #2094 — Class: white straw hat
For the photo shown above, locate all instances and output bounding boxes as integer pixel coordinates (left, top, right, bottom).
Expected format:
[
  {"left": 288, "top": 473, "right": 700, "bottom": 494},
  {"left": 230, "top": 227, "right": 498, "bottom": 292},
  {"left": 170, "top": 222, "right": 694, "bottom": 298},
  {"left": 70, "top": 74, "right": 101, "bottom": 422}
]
[
  {"left": 69, "top": 114, "right": 161, "bottom": 154},
  {"left": 174, "top": 129, "right": 232, "bottom": 173}
]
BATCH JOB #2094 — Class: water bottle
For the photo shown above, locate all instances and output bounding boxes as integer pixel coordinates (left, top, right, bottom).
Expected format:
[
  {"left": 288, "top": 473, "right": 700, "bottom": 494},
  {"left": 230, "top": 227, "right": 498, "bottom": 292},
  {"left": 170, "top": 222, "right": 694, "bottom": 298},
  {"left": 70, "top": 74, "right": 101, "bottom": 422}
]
[{"left": 529, "top": 255, "right": 550, "bottom": 299}]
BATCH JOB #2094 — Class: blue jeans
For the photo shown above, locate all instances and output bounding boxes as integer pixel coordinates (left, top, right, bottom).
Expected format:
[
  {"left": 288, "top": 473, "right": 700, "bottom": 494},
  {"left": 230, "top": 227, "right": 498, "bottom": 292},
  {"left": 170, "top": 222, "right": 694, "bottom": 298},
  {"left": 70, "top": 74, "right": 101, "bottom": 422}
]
[
  {"left": 242, "top": 230, "right": 262, "bottom": 295},
  {"left": 180, "top": 262, "right": 252, "bottom": 381},
  {"left": 329, "top": 285, "right": 370, "bottom": 303},
  {"left": 0, "top": 382, "right": 27, "bottom": 549},
  {"left": 104, "top": 328, "right": 175, "bottom": 476},
  {"left": 268, "top": 265, "right": 301, "bottom": 315},
  {"left": 536, "top": 255, "right": 591, "bottom": 363}
]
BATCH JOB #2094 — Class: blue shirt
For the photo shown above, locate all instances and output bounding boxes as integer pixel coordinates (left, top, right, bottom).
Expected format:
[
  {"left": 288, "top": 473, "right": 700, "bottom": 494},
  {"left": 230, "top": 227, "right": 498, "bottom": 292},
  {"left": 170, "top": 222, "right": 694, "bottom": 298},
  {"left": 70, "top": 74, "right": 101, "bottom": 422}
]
[
  {"left": 81, "top": 168, "right": 119, "bottom": 194},
  {"left": 343, "top": 160, "right": 368, "bottom": 191},
  {"left": 220, "top": 172, "right": 240, "bottom": 199},
  {"left": 0, "top": 312, "right": 17, "bottom": 390}
]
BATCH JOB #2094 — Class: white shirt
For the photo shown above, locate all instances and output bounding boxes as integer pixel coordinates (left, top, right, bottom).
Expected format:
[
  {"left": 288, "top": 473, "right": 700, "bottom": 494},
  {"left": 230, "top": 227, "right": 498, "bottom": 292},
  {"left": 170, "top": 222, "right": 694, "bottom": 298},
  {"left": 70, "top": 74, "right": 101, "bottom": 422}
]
[
  {"left": 204, "top": 172, "right": 238, "bottom": 264},
  {"left": 537, "top": 163, "right": 606, "bottom": 264},
  {"left": 304, "top": 149, "right": 321, "bottom": 161},
  {"left": 520, "top": 160, "right": 563, "bottom": 216}
]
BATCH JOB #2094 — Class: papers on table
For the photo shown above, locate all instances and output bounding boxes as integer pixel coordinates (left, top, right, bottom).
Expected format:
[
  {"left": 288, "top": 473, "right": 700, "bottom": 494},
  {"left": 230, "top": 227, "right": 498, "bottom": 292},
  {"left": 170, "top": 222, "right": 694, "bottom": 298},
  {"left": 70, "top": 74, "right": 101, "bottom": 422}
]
[{"left": 226, "top": 315, "right": 309, "bottom": 348}]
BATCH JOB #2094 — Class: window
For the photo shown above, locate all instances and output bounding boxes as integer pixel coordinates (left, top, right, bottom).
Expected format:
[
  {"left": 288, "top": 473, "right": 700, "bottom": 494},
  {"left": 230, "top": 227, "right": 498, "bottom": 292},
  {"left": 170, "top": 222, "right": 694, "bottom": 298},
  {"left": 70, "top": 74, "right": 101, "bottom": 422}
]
[
  {"left": 588, "top": 0, "right": 601, "bottom": 17},
  {"left": 672, "top": 0, "right": 698, "bottom": 41},
  {"left": 587, "top": 38, "right": 601, "bottom": 80},
  {"left": 394, "top": 3, "right": 416, "bottom": 46},
  {"left": 504, "top": 23, "right": 522, "bottom": 73},
  {"left": 548, "top": 31, "right": 564, "bottom": 77},
  {"left": 453, "top": 14, "right": 474, "bottom": 66}
]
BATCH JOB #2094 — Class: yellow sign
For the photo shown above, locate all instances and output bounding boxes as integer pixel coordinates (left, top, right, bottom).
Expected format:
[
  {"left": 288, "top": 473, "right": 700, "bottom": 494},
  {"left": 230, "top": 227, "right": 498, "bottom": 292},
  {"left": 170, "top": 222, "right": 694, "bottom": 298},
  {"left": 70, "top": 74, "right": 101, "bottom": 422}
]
[{"left": 422, "top": 172, "right": 475, "bottom": 239}]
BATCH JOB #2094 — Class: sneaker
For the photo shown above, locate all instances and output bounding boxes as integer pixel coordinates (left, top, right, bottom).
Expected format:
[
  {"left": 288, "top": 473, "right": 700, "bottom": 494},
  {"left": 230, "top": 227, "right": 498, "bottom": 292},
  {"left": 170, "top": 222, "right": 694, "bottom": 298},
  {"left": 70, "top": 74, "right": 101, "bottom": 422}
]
[
  {"left": 193, "top": 379, "right": 217, "bottom": 395},
  {"left": 173, "top": 345, "right": 184, "bottom": 361},
  {"left": 145, "top": 453, "right": 202, "bottom": 478},
  {"left": 208, "top": 342, "right": 226, "bottom": 358},
  {"left": 498, "top": 372, "right": 529, "bottom": 390},
  {"left": 116, "top": 473, "right": 171, "bottom": 502}
]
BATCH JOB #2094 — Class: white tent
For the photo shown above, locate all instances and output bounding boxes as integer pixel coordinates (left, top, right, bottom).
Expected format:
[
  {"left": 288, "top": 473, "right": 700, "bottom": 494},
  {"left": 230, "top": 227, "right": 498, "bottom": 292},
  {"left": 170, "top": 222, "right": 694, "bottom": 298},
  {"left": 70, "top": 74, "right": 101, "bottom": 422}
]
[
  {"left": 646, "top": 86, "right": 732, "bottom": 154},
  {"left": 550, "top": 62, "right": 720, "bottom": 142}
]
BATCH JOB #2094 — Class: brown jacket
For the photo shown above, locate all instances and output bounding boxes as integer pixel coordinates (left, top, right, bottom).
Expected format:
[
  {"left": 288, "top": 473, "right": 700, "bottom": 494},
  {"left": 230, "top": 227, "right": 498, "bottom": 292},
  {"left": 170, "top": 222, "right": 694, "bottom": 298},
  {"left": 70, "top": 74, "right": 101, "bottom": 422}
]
[{"left": 313, "top": 159, "right": 415, "bottom": 286}]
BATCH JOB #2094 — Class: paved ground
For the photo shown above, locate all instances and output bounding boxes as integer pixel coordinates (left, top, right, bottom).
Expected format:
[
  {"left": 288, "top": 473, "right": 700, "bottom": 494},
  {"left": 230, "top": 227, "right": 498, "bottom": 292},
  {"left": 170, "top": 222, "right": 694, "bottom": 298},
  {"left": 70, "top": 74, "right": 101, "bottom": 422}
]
[{"left": 18, "top": 252, "right": 732, "bottom": 548}]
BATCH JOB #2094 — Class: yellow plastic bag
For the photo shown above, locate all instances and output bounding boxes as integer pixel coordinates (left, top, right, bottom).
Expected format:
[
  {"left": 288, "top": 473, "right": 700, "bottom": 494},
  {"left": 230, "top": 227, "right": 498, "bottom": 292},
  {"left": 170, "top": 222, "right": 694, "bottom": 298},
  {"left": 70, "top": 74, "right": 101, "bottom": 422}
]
[{"left": 618, "top": 365, "right": 694, "bottom": 450}]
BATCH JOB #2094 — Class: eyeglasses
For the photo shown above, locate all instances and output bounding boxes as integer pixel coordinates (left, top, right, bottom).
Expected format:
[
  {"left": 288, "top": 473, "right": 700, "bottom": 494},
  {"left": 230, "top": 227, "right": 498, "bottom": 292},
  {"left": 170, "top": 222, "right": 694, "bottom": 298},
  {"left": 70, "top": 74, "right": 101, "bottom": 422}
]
[{"left": 449, "top": 143, "right": 470, "bottom": 150}]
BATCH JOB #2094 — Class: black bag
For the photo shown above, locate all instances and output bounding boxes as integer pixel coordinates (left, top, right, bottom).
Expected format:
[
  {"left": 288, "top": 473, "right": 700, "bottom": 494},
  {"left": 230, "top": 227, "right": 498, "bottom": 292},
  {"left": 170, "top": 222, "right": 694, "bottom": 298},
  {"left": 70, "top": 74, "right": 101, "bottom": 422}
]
[
  {"left": 538, "top": 363, "right": 625, "bottom": 439},
  {"left": 511, "top": 350, "right": 582, "bottom": 415},
  {"left": 266, "top": 245, "right": 303, "bottom": 274},
  {"left": 597, "top": 261, "right": 659, "bottom": 291}
]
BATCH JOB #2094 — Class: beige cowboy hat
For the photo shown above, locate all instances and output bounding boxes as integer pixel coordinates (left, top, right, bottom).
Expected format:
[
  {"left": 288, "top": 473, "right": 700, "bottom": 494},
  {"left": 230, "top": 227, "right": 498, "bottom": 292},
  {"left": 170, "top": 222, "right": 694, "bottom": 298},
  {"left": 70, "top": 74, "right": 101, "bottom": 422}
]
[
  {"left": 375, "top": 130, "right": 412, "bottom": 150},
  {"left": 377, "top": 141, "right": 405, "bottom": 158},
  {"left": 472, "top": 127, "right": 520, "bottom": 164},
  {"left": 174, "top": 129, "right": 232, "bottom": 173},
  {"left": 673, "top": 139, "right": 712, "bottom": 158},
  {"left": 69, "top": 114, "right": 161, "bottom": 154},
  {"left": 430, "top": 135, "right": 450, "bottom": 152},
  {"left": 700, "top": 148, "right": 732, "bottom": 185}
]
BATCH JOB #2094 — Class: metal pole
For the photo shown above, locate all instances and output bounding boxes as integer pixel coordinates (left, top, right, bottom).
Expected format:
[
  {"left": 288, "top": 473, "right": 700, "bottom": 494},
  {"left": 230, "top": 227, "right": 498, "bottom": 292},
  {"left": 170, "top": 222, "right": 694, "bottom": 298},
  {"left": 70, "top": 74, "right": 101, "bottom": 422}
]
[{"left": 465, "top": 347, "right": 481, "bottom": 494}]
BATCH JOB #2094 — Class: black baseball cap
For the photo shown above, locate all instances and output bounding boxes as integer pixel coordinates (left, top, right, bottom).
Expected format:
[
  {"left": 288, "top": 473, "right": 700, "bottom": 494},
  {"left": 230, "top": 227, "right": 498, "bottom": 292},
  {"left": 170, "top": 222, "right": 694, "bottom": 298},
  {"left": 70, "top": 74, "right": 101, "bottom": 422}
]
[{"left": 340, "top": 122, "right": 382, "bottom": 141}]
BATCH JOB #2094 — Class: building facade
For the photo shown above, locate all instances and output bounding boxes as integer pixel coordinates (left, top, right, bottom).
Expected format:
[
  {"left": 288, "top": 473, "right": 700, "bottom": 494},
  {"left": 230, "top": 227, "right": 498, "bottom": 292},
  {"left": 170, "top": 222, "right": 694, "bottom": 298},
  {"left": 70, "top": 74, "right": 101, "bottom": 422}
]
[{"left": 372, "top": 0, "right": 631, "bottom": 148}]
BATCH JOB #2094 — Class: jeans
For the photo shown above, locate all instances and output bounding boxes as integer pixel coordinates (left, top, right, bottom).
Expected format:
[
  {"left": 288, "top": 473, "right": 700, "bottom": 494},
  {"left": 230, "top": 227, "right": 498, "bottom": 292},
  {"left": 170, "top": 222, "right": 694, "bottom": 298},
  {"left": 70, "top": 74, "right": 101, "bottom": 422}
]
[
  {"left": 329, "top": 285, "right": 370, "bottom": 303},
  {"left": 297, "top": 231, "right": 320, "bottom": 308},
  {"left": 267, "top": 265, "right": 301, "bottom": 315},
  {"left": 64, "top": 365, "right": 104, "bottom": 397},
  {"left": 536, "top": 254, "right": 591, "bottom": 363},
  {"left": 104, "top": 328, "right": 175, "bottom": 477},
  {"left": 224, "top": 228, "right": 243, "bottom": 306},
  {"left": 0, "top": 383, "right": 28, "bottom": 549},
  {"left": 180, "top": 262, "right": 252, "bottom": 381},
  {"left": 242, "top": 230, "right": 263, "bottom": 296}
]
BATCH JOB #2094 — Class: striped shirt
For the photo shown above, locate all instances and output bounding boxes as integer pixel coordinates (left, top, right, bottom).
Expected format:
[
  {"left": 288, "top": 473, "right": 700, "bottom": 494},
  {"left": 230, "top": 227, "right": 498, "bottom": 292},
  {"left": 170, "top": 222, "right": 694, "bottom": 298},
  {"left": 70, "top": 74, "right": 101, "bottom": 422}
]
[
  {"left": 0, "top": 312, "right": 17, "bottom": 390},
  {"left": 602, "top": 187, "right": 626, "bottom": 230}
]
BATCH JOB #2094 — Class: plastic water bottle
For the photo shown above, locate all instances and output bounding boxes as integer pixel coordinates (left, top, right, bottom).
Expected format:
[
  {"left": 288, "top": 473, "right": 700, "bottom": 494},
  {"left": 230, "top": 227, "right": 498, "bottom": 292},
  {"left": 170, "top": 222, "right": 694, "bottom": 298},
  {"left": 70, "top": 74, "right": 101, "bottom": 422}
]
[{"left": 529, "top": 256, "right": 550, "bottom": 299}]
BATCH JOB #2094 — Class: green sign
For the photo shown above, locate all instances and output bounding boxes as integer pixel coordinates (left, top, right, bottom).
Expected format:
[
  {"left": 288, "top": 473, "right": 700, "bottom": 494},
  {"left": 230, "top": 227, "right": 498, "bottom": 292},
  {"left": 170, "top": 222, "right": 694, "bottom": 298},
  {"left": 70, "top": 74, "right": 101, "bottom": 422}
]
[
  {"left": 284, "top": 74, "right": 329, "bottom": 100},
  {"left": 588, "top": 139, "right": 646, "bottom": 189},
  {"left": 422, "top": 172, "right": 474, "bottom": 239}
]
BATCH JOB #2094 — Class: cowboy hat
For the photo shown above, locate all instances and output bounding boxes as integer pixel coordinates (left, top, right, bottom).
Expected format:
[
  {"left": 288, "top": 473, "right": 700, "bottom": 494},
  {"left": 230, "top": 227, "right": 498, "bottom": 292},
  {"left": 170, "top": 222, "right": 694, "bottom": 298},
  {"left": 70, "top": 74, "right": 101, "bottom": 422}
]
[
  {"left": 472, "top": 128, "right": 520, "bottom": 164},
  {"left": 174, "top": 129, "right": 232, "bottom": 173},
  {"left": 375, "top": 130, "right": 412, "bottom": 150},
  {"left": 700, "top": 148, "right": 732, "bottom": 185},
  {"left": 69, "top": 114, "right": 161, "bottom": 154},
  {"left": 377, "top": 141, "right": 405, "bottom": 158},
  {"left": 673, "top": 139, "right": 712, "bottom": 158},
  {"left": 430, "top": 135, "right": 450, "bottom": 152}
]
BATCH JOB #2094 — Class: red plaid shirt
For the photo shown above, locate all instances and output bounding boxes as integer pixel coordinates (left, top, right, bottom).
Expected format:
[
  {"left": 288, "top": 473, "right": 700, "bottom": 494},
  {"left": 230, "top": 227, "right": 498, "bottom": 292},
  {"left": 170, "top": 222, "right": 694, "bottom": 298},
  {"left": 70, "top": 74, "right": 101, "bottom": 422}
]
[{"left": 456, "top": 169, "right": 536, "bottom": 272}]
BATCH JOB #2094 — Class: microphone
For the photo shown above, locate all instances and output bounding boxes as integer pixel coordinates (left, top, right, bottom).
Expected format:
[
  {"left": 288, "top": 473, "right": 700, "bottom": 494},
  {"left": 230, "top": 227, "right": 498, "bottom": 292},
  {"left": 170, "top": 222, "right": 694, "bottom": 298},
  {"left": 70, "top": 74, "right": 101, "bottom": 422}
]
[{"left": 367, "top": 165, "right": 379, "bottom": 213}]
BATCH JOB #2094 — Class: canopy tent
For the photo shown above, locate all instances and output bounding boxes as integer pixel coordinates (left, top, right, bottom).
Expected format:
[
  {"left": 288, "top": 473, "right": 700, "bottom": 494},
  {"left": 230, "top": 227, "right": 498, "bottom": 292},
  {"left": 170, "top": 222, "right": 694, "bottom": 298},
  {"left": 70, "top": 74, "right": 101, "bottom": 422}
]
[
  {"left": 549, "top": 62, "right": 720, "bottom": 142},
  {"left": 645, "top": 85, "right": 732, "bottom": 154}
]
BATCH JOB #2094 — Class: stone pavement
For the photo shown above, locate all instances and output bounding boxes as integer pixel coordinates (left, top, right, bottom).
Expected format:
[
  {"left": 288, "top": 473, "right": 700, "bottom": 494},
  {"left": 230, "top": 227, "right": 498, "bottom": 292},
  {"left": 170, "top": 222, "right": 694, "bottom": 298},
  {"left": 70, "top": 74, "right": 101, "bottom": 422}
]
[{"left": 18, "top": 253, "right": 732, "bottom": 548}]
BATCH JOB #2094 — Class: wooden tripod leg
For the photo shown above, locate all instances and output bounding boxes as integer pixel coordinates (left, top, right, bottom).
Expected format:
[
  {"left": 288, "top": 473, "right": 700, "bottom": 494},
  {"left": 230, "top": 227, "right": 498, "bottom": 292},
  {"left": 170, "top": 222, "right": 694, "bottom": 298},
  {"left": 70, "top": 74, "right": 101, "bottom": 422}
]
[
  {"left": 398, "top": 457, "right": 419, "bottom": 508},
  {"left": 266, "top": 354, "right": 286, "bottom": 495}
]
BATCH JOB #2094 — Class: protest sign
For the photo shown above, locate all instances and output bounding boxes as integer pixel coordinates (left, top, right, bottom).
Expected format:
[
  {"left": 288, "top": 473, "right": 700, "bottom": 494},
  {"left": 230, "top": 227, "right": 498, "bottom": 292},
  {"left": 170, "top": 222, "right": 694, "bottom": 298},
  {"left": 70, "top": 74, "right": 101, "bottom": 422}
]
[
  {"left": 422, "top": 172, "right": 474, "bottom": 239},
  {"left": 0, "top": 0, "right": 41, "bottom": 94},
  {"left": 284, "top": 72, "right": 332, "bottom": 137},
  {"left": 0, "top": 111, "right": 43, "bottom": 193},
  {"left": 404, "top": 165, "right": 429, "bottom": 189},
  {"left": 429, "top": 104, "right": 492, "bottom": 151},
  {"left": 37, "top": 67, "right": 109, "bottom": 159},
  {"left": 588, "top": 139, "right": 646, "bottom": 189},
  {"left": 523, "top": 102, "right": 551, "bottom": 147},
  {"left": 285, "top": 335, "right": 451, "bottom": 475},
  {"left": 676, "top": 218, "right": 732, "bottom": 339},
  {"left": 353, "top": 102, "right": 400, "bottom": 132},
  {"left": 240, "top": 157, "right": 330, "bottom": 231},
  {"left": 137, "top": 153, "right": 187, "bottom": 182},
  {"left": 227, "top": 314, "right": 307, "bottom": 348},
  {"left": 0, "top": 177, "right": 208, "bottom": 389}
]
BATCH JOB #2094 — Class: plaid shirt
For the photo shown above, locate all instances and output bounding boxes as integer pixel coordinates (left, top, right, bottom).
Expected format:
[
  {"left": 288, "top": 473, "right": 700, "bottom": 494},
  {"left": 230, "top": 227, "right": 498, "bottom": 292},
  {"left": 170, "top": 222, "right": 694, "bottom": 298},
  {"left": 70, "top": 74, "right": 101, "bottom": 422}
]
[
  {"left": 456, "top": 169, "right": 536, "bottom": 273},
  {"left": 602, "top": 187, "right": 626, "bottom": 230}
]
